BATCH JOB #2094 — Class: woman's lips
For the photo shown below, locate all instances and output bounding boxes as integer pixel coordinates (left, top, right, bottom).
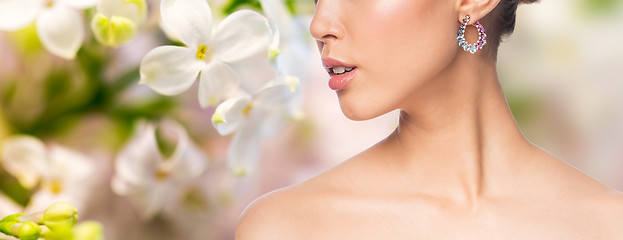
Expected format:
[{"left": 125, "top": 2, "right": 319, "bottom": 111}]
[
  {"left": 322, "top": 57, "right": 357, "bottom": 91},
  {"left": 329, "top": 68, "right": 358, "bottom": 90}
]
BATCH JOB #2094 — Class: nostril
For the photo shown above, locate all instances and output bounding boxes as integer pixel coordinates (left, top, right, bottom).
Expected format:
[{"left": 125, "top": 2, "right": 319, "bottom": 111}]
[
  {"left": 322, "top": 34, "right": 338, "bottom": 40},
  {"left": 310, "top": 4, "right": 343, "bottom": 42}
]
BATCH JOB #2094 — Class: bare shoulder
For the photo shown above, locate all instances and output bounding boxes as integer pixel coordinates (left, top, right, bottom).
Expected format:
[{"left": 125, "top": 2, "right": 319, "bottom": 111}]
[
  {"left": 235, "top": 185, "right": 303, "bottom": 239},
  {"left": 590, "top": 188, "right": 623, "bottom": 236},
  {"left": 558, "top": 162, "right": 623, "bottom": 235},
  {"left": 530, "top": 152, "right": 623, "bottom": 236},
  {"left": 235, "top": 166, "right": 349, "bottom": 240}
]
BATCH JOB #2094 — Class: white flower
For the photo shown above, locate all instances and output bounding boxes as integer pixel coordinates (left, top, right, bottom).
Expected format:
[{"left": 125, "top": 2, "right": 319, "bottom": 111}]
[
  {"left": 0, "top": 135, "right": 96, "bottom": 213},
  {"left": 111, "top": 120, "right": 208, "bottom": 219},
  {"left": 139, "top": 0, "right": 273, "bottom": 108},
  {"left": 0, "top": 0, "right": 97, "bottom": 59},
  {"left": 260, "top": 0, "right": 313, "bottom": 118},
  {"left": 91, "top": 0, "right": 147, "bottom": 47},
  {"left": 212, "top": 74, "right": 298, "bottom": 176}
]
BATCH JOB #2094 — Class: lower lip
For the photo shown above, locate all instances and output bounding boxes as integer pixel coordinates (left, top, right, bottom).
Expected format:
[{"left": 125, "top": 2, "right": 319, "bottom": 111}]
[{"left": 328, "top": 68, "right": 358, "bottom": 90}]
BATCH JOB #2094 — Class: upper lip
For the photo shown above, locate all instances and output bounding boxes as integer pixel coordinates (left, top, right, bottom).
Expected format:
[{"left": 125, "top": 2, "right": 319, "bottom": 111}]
[{"left": 322, "top": 57, "right": 357, "bottom": 74}]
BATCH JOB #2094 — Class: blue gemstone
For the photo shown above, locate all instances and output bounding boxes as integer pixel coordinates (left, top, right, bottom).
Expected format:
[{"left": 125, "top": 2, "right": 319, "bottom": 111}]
[
  {"left": 457, "top": 31, "right": 462, "bottom": 36},
  {"left": 459, "top": 41, "right": 466, "bottom": 47},
  {"left": 457, "top": 37, "right": 464, "bottom": 42},
  {"left": 460, "top": 27, "right": 465, "bottom": 31}
]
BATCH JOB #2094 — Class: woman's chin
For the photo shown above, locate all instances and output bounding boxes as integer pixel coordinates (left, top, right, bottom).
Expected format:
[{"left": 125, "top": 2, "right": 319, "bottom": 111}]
[{"left": 338, "top": 98, "right": 388, "bottom": 121}]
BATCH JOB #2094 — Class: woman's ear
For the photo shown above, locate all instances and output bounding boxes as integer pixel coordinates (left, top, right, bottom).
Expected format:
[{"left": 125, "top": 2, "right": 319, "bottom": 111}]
[{"left": 455, "top": 0, "right": 501, "bottom": 22}]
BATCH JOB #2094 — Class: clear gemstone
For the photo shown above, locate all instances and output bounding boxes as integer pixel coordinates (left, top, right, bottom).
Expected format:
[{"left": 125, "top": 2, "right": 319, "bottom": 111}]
[{"left": 470, "top": 45, "right": 477, "bottom": 54}]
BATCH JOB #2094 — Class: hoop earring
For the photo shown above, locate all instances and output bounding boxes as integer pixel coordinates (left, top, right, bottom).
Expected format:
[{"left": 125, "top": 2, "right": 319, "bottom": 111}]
[{"left": 456, "top": 15, "right": 487, "bottom": 54}]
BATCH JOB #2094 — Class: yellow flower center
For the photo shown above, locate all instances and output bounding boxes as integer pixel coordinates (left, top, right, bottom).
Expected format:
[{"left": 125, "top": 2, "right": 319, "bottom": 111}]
[
  {"left": 47, "top": 180, "right": 63, "bottom": 194},
  {"left": 242, "top": 104, "right": 253, "bottom": 116},
  {"left": 196, "top": 44, "right": 212, "bottom": 61},
  {"left": 45, "top": 0, "right": 54, "bottom": 8},
  {"left": 154, "top": 168, "right": 169, "bottom": 181},
  {"left": 233, "top": 168, "right": 247, "bottom": 177}
]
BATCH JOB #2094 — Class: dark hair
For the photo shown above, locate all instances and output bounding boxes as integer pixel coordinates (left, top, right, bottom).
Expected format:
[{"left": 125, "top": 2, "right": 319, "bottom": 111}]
[{"left": 484, "top": 0, "right": 539, "bottom": 55}]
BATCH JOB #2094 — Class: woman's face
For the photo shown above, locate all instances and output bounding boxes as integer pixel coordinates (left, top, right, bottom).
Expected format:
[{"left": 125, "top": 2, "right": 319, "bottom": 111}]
[{"left": 311, "top": 0, "right": 460, "bottom": 120}]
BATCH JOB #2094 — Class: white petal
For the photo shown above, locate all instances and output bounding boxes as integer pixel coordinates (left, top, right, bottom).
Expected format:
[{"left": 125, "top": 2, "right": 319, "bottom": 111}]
[
  {"left": 163, "top": 120, "right": 208, "bottom": 182},
  {"left": 198, "top": 60, "right": 240, "bottom": 107},
  {"left": 253, "top": 79, "right": 295, "bottom": 109},
  {"left": 227, "top": 123, "right": 262, "bottom": 177},
  {"left": 1, "top": 135, "right": 48, "bottom": 189},
  {"left": 139, "top": 45, "right": 203, "bottom": 96},
  {"left": 228, "top": 49, "right": 276, "bottom": 93},
  {"left": 60, "top": 0, "right": 98, "bottom": 9},
  {"left": 258, "top": 0, "right": 293, "bottom": 38},
  {"left": 36, "top": 6, "right": 84, "bottom": 59},
  {"left": 160, "top": 0, "right": 212, "bottom": 48},
  {"left": 212, "top": 10, "right": 272, "bottom": 63},
  {"left": 113, "top": 122, "right": 163, "bottom": 195},
  {"left": 0, "top": 0, "right": 40, "bottom": 31},
  {"left": 267, "top": 23, "right": 281, "bottom": 63},
  {"left": 48, "top": 145, "right": 94, "bottom": 189},
  {"left": 0, "top": 193, "right": 22, "bottom": 217},
  {"left": 135, "top": 185, "right": 172, "bottom": 219},
  {"left": 110, "top": 175, "right": 137, "bottom": 196},
  {"left": 115, "top": 178, "right": 174, "bottom": 220},
  {"left": 212, "top": 97, "right": 251, "bottom": 135},
  {"left": 158, "top": 16, "right": 179, "bottom": 42},
  {"left": 253, "top": 107, "right": 286, "bottom": 137},
  {"left": 96, "top": 0, "right": 146, "bottom": 23}
]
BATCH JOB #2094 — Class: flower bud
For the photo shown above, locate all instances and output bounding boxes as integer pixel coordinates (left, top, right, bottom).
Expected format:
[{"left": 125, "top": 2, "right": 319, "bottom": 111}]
[
  {"left": 0, "top": 213, "right": 23, "bottom": 236},
  {"left": 91, "top": 14, "right": 137, "bottom": 47},
  {"left": 42, "top": 202, "right": 78, "bottom": 231},
  {"left": 17, "top": 221, "right": 41, "bottom": 240},
  {"left": 40, "top": 225, "right": 72, "bottom": 240},
  {"left": 90, "top": 0, "right": 147, "bottom": 47},
  {"left": 73, "top": 221, "right": 104, "bottom": 240}
]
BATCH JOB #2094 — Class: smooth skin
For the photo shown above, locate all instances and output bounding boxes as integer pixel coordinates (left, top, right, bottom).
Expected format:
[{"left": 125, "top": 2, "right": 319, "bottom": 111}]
[{"left": 236, "top": 0, "right": 623, "bottom": 239}]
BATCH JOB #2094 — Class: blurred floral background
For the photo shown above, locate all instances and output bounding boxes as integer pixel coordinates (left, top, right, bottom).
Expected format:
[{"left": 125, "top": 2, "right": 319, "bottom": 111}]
[{"left": 0, "top": 0, "right": 621, "bottom": 239}]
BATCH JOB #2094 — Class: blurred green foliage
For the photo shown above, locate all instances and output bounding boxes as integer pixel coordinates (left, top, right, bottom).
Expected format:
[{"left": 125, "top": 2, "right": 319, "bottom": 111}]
[
  {"left": 0, "top": 40, "right": 176, "bottom": 143},
  {"left": 0, "top": 33, "right": 179, "bottom": 205},
  {"left": 578, "top": 0, "right": 622, "bottom": 18},
  {"left": 222, "top": 0, "right": 306, "bottom": 15},
  {"left": 0, "top": 168, "right": 30, "bottom": 206}
]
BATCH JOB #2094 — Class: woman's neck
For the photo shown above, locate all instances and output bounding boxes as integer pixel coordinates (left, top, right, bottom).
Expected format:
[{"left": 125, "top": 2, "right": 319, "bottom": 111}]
[{"left": 377, "top": 56, "right": 540, "bottom": 209}]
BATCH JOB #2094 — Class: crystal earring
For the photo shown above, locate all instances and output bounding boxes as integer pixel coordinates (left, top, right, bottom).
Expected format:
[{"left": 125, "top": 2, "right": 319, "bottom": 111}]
[{"left": 456, "top": 15, "right": 487, "bottom": 54}]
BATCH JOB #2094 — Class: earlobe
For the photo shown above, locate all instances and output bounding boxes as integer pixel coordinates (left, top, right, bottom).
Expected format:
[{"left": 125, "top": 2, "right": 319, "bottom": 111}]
[{"left": 456, "top": 0, "right": 501, "bottom": 22}]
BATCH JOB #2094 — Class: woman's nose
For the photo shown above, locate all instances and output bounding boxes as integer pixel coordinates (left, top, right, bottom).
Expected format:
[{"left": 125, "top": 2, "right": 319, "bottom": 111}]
[{"left": 309, "top": 0, "right": 344, "bottom": 45}]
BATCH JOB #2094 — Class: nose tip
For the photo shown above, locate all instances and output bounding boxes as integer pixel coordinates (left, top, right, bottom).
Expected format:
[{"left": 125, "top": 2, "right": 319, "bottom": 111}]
[{"left": 309, "top": 0, "right": 343, "bottom": 43}]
